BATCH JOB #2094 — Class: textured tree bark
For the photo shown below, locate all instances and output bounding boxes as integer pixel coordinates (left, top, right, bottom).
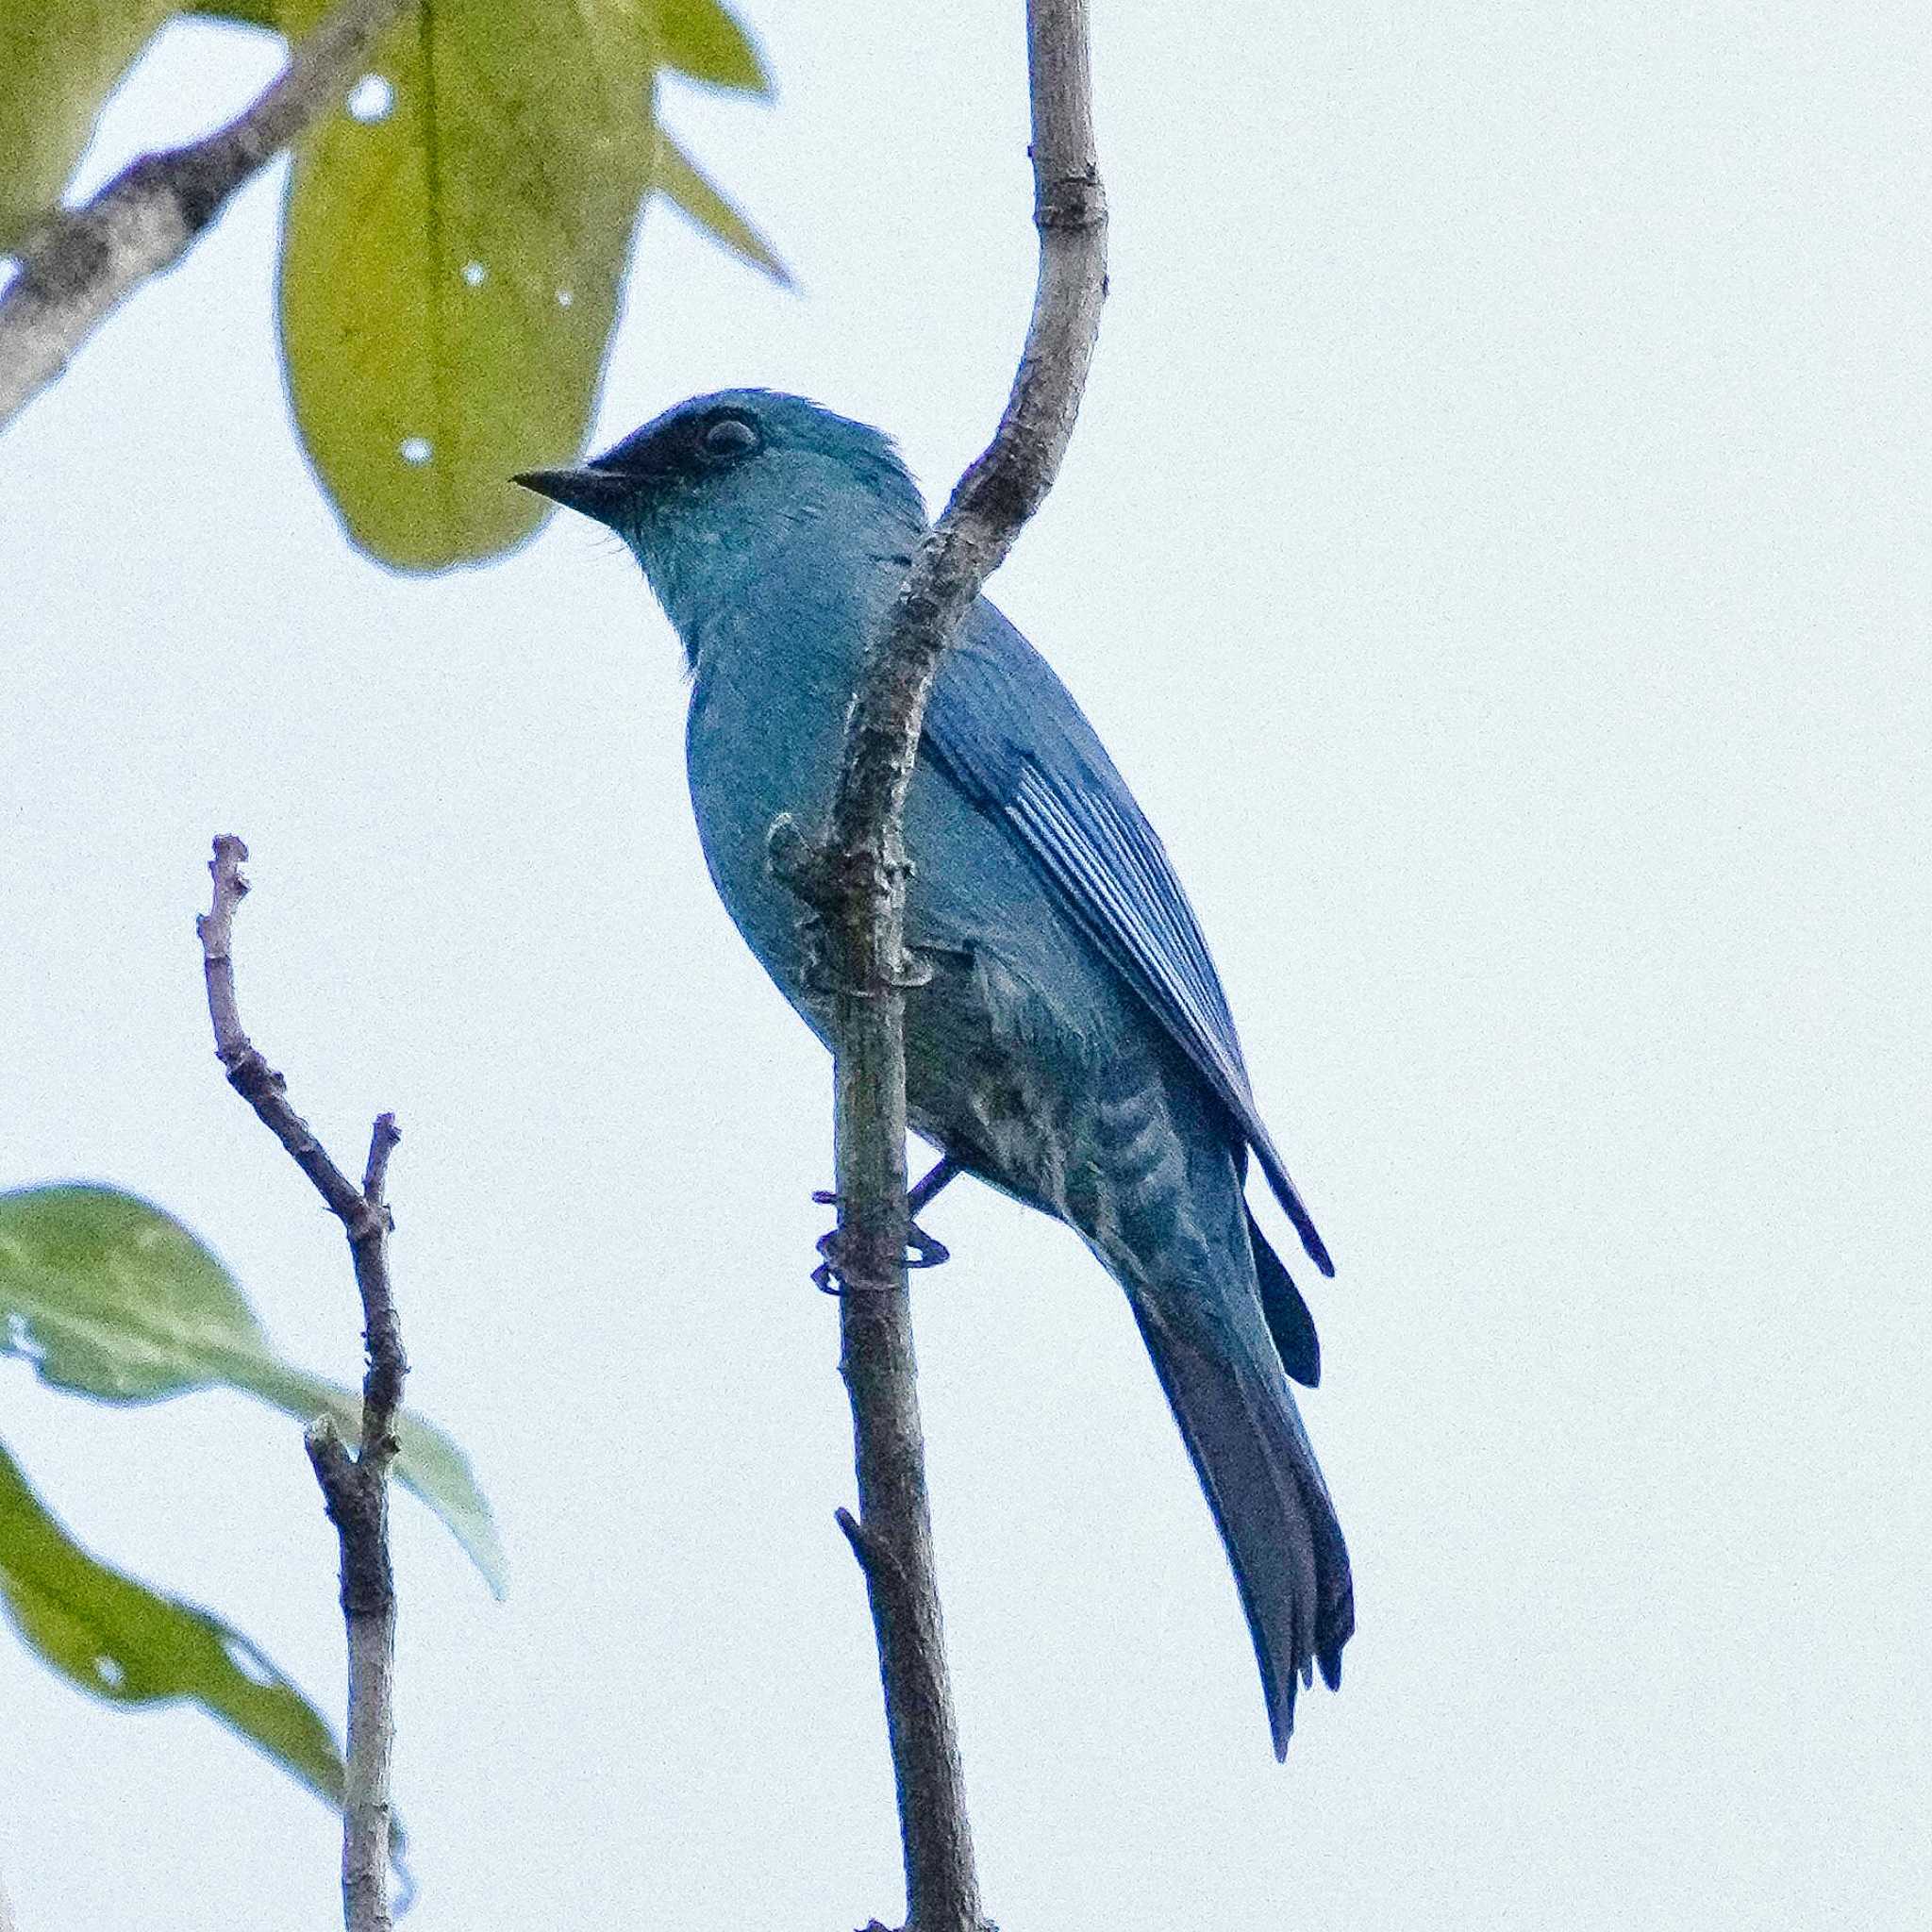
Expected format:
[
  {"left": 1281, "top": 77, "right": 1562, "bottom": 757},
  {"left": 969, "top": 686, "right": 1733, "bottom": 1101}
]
[
  {"left": 304, "top": 1112, "right": 406, "bottom": 1932},
  {"left": 0, "top": 0, "right": 408, "bottom": 429},
  {"left": 794, "top": 4, "right": 1108, "bottom": 1928},
  {"left": 197, "top": 836, "right": 407, "bottom": 1932}
]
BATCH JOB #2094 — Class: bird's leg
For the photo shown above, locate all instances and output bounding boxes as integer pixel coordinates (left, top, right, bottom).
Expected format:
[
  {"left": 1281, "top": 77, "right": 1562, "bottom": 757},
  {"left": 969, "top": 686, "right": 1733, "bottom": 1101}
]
[
  {"left": 908, "top": 1152, "right": 960, "bottom": 1217},
  {"left": 812, "top": 1154, "right": 959, "bottom": 1293},
  {"left": 902, "top": 1154, "right": 958, "bottom": 1272}
]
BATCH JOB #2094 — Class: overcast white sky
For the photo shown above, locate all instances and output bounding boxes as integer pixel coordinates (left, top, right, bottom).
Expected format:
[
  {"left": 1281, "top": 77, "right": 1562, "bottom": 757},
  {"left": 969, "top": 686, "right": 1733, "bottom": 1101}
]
[{"left": 3, "top": 3, "right": 1929, "bottom": 1927}]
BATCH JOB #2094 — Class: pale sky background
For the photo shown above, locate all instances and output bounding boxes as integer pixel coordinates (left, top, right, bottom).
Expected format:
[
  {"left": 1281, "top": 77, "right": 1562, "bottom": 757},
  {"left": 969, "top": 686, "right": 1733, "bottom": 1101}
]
[{"left": 3, "top": 3, "right": 1929, "bottom": 1927}]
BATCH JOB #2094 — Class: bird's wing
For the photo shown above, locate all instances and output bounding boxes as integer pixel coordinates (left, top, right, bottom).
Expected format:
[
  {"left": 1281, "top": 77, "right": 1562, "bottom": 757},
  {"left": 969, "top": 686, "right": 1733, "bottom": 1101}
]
[{"left": 924, "top": 602, "right": 1334, "bottom": 1277}]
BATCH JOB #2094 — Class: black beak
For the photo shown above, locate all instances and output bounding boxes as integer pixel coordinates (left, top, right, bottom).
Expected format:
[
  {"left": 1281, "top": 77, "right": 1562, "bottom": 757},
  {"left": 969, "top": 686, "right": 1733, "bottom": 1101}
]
[{"left": 512, "top": 464, "right": 632, "bottom": 522}]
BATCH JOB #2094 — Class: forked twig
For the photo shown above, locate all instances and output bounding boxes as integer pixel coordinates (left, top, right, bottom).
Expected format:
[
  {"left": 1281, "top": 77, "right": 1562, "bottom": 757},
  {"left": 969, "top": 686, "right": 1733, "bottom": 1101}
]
[{"left": 197, "top": 834, "right": 406, "bottom": 1932}]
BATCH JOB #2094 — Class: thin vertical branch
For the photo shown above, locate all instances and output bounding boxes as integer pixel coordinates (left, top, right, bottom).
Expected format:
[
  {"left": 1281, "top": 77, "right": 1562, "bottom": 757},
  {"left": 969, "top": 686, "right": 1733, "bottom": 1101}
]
[
  {"left": 0, "top": 0, "right": 409, "bottom": 429},
  {"left": 196, "top": 835, "right": 407, "bottom": 1932},
  {"left": 788, "top": 4, "right": 1107, "bottom": 1928}
]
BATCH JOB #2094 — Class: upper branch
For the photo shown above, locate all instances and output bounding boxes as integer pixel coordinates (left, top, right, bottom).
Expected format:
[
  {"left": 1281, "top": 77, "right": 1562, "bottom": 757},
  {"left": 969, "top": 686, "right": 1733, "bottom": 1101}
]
[
  {"left": 197, "top": 834, "right": 407, "bottom": 1462},
  {"left": 798, "top": 6, "right": 1107, "bottom": 1932},
  {"left": 199, "top": 835, "right": 376, "bottom": 1236},
  {"left": 0, "top": 0, "right": 409, "bottom": 430},
  {"left": 819, "top": 0, "right": 1107, "bottom": 908}
]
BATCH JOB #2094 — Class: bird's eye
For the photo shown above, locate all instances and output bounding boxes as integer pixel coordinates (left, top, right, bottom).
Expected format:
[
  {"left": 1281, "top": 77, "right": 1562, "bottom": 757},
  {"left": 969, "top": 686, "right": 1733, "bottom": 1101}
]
[{"left": 698, "top": 414, "right": 760, "bottom": 462}]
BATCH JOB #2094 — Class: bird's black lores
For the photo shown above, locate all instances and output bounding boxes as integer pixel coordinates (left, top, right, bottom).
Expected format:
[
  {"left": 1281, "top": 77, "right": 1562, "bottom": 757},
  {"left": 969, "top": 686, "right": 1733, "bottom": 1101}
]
[{"left": 518, "top": 390, "right": 1354, "bottom": 1753}]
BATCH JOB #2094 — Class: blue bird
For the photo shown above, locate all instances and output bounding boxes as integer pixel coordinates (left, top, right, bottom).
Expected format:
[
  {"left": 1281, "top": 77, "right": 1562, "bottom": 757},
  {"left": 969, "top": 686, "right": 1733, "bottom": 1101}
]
[{"left": 516, "top": 391, "right": 1353, "bottom": 1753}]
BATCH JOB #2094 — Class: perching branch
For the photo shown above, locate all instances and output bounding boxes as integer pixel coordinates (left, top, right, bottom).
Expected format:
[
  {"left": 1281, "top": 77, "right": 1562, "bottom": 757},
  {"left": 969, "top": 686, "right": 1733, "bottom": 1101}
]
[
  {"left": 0, "top": 0, "right": 408, "bottom": 430},
  {"left": 785, "top": 4, "right": 1107, "bottom": 1929},
  {"left": 197, "top": 834, "right": 407, "bottom": 1932}
]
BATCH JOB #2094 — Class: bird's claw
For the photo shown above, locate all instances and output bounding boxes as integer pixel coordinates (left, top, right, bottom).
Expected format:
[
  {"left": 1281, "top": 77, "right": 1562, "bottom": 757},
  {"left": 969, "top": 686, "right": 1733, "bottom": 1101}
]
[
  {"left": 811, "top": 1197, "right": 951, "bottom": 1294},
  {"left": 907, "top": 1224, "right": 949, "bottom": 1269}
]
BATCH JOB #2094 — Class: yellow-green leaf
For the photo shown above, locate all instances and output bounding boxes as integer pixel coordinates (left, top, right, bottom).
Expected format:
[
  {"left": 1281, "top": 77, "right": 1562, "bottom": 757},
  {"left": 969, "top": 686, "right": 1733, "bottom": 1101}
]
[
  {"left": 0, "top": 1185, "right": 506, "bottom": 1596},
  {"left": 0, "top": 2, "right": 176, "bottom": 254},
  {"left": 279, "top": 0, "right": 661, "bottom": 570},
  {"left": 184, "top": 0, "right": 283, "bottom": 26},
  {"left": 657, "top": 0, "right": 767, "bottom": 96},
  {"left": 194, "top": 0, "right": 769, "bottom": 92},
  {"left": 0, "top": 1438, "right": 348, "bottom": 1811},
  {"left": 654, "top": 129, "right": 786, "bottom": 284}
]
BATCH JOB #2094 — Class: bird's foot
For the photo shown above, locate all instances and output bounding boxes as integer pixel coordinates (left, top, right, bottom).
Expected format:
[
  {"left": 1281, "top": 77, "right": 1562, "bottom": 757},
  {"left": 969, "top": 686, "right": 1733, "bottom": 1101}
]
[{"left": 810, "top": 1169, "right": 954, "bottom": 1295}]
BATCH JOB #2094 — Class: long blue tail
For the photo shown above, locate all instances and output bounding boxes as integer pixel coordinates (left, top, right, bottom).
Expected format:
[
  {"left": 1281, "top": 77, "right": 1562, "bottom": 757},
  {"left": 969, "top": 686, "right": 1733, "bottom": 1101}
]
[{"left": 1124, "top": 1276, "right": 1353, "bottom": 1756}]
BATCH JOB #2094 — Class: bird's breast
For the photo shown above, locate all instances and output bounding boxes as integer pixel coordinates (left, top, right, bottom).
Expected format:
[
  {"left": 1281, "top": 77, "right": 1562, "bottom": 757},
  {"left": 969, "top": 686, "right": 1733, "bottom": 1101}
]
[{"left": 685, "top": 673, "right": 841, "bottom": 1000}]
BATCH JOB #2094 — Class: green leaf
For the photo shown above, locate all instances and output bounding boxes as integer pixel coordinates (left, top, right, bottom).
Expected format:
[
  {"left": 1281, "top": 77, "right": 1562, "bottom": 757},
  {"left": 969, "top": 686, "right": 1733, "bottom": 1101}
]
[
  {"left": 183, "top": 0, "right": 283, "bottom": 26},
  {"left": 0, "top": 1438, "right": 348, "bottom": 1811},
  {"left": 0, "top": 2, "right": 177, "bottom": 255},
  {"left": 278, "top": 0, "right": 662, "bottom": 570},
  {"left": 6, "top": 3, "right": 780, "bottom": 559},
  {"left": 658, "top": 0, "right": 769, "bottom": 96},
  {"left": 191, "top": 0, "right": 773, "bottom": 93},
  {"left": 654, "top": 130, "right": 787, "bottom": 284},
  {"left": 0, "top": 1186, "right": 506, "bottom": 1596}
]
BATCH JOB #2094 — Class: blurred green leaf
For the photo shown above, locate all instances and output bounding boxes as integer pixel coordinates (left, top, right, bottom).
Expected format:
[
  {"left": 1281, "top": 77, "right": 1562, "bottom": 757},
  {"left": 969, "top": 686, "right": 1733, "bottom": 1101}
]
[
  {"left": 0, "top": 1185, "right": 506, "bottom": 1596},
  {"left": 658, "top": 0, "right": 769, "bottom": 95},
  {"left": 193, "top": 0, "right": 772, "bottom": 88},
  {"left": 278, "top": 0, "right": 661, "bottom": 569},
  {"left": 655, "top": 130, "right": 787, "bottom": 284},
  {"left": 0, "top": 2, "right": 175, "bottom": 254},
  {"left": 0, "top": 1438, "right": 348, "bottom": 1809},
  {"left": 184, "top": 0, "right": 281, "bottom": 25},
  {"left": 5, "top": 1, "right": 780, "bottom": 565}
]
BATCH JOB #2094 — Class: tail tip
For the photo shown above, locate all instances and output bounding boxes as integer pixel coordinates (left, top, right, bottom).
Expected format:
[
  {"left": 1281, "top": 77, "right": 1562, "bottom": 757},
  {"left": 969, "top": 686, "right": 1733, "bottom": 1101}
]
[
  {"left": 1269, "top": 1689, "right": 1296, "bottom": 1761},
  {"left": 1267, "top": 1643, "right": 1346, "bottom": 1758}
]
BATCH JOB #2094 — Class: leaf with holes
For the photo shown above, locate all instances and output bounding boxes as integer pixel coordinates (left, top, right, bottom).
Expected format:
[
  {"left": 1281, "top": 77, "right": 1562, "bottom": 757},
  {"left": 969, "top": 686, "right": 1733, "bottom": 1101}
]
[
  {"left": 0, "top": 1, "right": 176, "bottom": 253},
  {"left": 0, "top": 1438, "right": 351, "bottom": 1811},
  {"left": 278, "top": 0, "right": 665, "bottom": 569},
  {"left": 28, "top": 1, "right": 777, "bottom": 564},
  {"left": 0, "top": 1185, "right": 505, "bottom": 1595}
]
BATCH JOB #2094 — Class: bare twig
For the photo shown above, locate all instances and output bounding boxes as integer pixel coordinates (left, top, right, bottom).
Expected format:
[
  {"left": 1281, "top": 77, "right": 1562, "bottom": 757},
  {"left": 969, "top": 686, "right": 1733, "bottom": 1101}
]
[
  {"left": 0, "top": 0, "right": 408, "bottom": 429},
  {"left": 791, "top": 5, "right": 1107, "bottom": 1929},
  {"left": 197, "top": 835, "right": 406, "bottom": 1932}
]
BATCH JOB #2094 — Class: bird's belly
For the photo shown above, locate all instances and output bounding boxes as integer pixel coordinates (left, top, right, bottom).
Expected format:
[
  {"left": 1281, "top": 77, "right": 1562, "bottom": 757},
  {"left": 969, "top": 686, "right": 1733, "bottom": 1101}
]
[
  {"left": 900, "top": 944, "right": 1074, "bottom": 1218},
  {"left": 901, "top": 933, "right": 1210, "bottom": 1263},
  {"left": 685, "top": 665, "right": 1192, "bottom": 1238}
]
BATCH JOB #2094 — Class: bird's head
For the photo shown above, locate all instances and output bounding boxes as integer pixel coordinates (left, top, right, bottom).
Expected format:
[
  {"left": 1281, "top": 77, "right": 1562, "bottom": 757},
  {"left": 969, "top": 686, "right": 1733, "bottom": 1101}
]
[{"left": 515, "top": 390, "right": 926, "bottom": 630}]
